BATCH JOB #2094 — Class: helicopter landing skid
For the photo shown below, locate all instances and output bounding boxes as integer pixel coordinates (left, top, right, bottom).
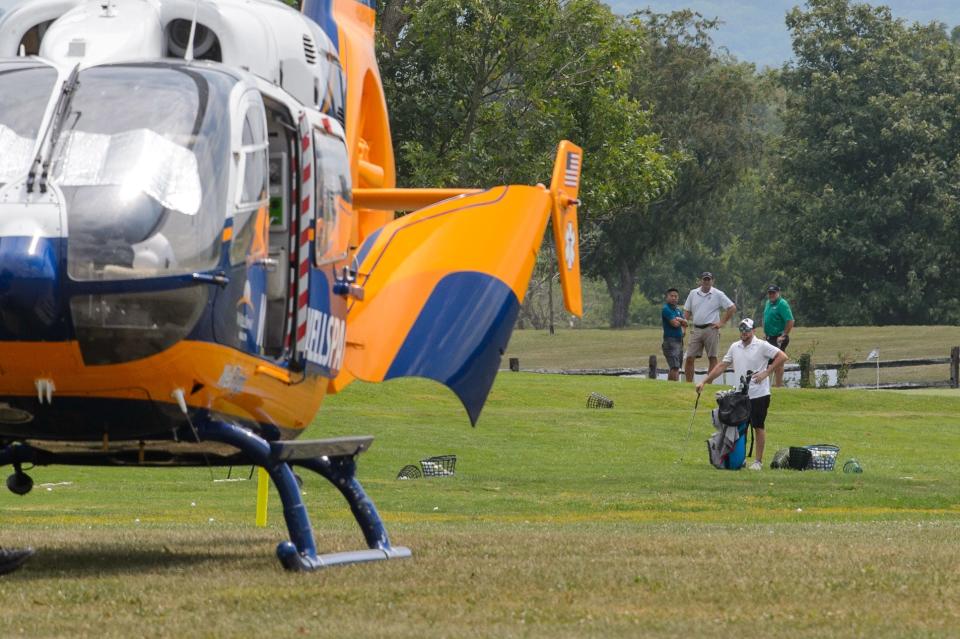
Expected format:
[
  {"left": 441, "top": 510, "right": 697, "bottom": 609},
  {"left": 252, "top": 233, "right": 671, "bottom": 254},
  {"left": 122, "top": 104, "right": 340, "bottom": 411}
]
[
  {"left": 0, "top": 421, "right": 410, "bottom": 571},
  {"left": 197, "top": 419, "right": 410, "bottom": 572}
]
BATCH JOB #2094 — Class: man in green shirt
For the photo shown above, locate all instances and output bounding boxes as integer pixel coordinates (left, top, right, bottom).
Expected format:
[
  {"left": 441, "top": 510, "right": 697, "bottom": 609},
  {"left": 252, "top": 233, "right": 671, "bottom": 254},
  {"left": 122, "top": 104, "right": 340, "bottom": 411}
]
[{"left": 763, "top": 285, "right": 794, "bottom": 387}]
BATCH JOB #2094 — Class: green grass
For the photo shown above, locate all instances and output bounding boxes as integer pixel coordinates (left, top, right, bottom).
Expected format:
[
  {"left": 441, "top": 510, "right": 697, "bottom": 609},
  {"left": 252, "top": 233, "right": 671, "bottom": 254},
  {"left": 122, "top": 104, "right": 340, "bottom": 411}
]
[{"left": 0, "top": 374, "right": 958, "bottom": 637}]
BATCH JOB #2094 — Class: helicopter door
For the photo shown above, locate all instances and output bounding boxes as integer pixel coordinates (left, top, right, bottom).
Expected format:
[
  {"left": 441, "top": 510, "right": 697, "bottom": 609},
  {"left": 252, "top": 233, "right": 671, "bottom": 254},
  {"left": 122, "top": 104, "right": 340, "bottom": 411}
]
[
  {"left": 262, "top": 150, "right": 289, "bottom": 357},
  {"left": 313, "top": 124, "right": 352, "bottom": 265},
  {"left": 262, "top": 100, "right": 299, "bottom": 358},
  {"left": 230, "top": 96, "right": 270, "bottom": 356}
]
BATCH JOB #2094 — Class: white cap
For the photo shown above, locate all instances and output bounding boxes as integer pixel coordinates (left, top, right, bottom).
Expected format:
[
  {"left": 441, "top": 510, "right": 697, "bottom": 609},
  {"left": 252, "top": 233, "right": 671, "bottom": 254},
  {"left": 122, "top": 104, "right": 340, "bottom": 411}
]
[{"left": 739, "top": 318, "right": 755, "bottom": 331}]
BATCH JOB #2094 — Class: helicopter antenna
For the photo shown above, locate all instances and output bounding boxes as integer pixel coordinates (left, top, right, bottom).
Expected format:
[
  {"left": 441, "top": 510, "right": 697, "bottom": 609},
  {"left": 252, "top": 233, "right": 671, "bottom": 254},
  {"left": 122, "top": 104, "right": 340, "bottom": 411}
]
[{"left": 184, "top": 0, "right": 201, "bottom": 62}]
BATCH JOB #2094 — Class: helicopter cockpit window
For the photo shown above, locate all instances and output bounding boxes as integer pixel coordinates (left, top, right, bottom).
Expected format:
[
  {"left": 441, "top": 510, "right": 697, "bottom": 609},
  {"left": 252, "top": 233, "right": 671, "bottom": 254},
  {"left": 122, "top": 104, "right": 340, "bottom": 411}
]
[
  {"left": 0, "top": 62, "right": 57, "bottom": 188},
  {"left": 229, "top": 101, "right": 270, "bottom": 266},
  {"left": 313, "top": 128, "right": 351, "bottom": 265},
  {"left": 55, "top": 129, "right": 202, "bottom": 215},
  {"left": 50, "top": 64, "right": 234, "bottom": 280},
  {"left": 239, "top": 104, "right": 268, "bottom": 206}
]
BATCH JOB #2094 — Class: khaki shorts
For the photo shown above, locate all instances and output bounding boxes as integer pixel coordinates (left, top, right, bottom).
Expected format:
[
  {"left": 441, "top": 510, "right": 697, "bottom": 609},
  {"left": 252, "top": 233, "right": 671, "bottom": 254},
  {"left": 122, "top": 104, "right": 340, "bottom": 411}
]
[{"left": 685, "top": 326, "right": 720, "bottom": 359}]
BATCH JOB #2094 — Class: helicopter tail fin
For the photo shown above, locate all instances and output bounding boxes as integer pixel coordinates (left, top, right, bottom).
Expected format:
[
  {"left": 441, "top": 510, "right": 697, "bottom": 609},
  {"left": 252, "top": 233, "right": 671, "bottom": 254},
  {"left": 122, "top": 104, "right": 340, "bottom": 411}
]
[
  {"left": 548, "top": 141, "right": 584, "bottom": 316},
  {"left": 336, "top": 142, "right": 583, "bottom": 424}
]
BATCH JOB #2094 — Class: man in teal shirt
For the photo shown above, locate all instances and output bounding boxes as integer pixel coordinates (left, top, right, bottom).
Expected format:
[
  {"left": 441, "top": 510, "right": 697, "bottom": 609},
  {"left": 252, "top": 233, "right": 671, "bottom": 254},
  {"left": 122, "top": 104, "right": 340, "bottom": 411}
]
[
  {"left": 763, "top": 285, "right": 794, "bottom": 387},
  {"left": 661, "top": 288, "right": 687, "bottom": 381}
]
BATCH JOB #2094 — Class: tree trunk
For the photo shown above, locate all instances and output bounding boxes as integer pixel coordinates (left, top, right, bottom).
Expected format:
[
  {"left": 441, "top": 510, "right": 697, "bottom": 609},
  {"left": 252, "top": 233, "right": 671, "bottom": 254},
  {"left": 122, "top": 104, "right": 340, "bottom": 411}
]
[
  {"left": 604, "top": 265, "right": 636, "bottom": 328},
  {"left": 547, "top": 272, "right": 555, "bottom": 335},
  {"left": 378, "top": 0, "right": 415, "bottom": 51}
]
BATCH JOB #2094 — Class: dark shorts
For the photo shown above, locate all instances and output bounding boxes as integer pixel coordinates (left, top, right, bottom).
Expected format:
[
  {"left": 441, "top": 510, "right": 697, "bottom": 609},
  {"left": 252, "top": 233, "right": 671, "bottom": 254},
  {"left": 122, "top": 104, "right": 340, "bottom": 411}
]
[
  {"left": 749, "top": 394, "right": 771, "bottom": 430},
  {"left": 662, "top": 337, "right": 683, "bottom": 369},
  {"left": 766, "top": 334, "right": 790, "bottom": 351}
]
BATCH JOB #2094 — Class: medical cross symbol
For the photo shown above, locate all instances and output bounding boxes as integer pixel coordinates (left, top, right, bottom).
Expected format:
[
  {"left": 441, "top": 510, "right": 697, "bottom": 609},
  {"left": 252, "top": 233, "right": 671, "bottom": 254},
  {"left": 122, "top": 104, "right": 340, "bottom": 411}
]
[{"left": 564, "top": 221, "right": 576, "bottom": 270}]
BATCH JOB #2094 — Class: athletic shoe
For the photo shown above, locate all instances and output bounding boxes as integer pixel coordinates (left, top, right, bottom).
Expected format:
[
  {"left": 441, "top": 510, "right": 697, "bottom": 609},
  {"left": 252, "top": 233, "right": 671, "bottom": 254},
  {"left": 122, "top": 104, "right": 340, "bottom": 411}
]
[
  {"left": 748, "top": 460, "right": 763, "bottom": 471},
  {"left": 0, "top": 547, "right": 34, "bottom": 575}
]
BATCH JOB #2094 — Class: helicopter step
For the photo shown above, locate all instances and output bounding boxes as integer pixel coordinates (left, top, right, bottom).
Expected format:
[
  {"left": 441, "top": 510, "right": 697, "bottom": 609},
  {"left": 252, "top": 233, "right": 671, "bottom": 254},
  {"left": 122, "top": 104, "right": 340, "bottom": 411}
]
[{"left": 269, "top": 435, "right": 373, "bottom": 462}]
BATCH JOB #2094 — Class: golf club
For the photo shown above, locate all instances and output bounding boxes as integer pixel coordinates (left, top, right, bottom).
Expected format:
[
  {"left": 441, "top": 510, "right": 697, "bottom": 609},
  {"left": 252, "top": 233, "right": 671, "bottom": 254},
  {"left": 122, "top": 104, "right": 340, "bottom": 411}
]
[{"left": 676, "top": 389, "right": 701, "bottom": 464}]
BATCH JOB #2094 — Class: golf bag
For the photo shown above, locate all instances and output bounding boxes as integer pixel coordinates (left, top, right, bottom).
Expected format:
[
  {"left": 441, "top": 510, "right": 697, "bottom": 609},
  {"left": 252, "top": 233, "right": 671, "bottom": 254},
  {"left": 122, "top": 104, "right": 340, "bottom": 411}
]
[{"left": 706, "top": 371, "right": 753, "bottom": 470}]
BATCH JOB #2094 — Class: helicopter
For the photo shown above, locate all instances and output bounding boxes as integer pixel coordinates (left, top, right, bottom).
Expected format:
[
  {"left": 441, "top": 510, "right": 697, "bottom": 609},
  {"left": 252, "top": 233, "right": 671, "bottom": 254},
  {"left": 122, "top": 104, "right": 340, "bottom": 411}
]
[{"left": 0, "top": 0, "right": 583, "bottom": 571}]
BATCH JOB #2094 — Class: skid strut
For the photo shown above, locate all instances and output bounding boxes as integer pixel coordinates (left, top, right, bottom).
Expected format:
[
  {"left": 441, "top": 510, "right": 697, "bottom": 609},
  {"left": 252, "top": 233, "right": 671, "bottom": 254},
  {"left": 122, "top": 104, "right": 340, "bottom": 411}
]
[{"left": 197, "top": 419, "right": 410, "bottom": 571}]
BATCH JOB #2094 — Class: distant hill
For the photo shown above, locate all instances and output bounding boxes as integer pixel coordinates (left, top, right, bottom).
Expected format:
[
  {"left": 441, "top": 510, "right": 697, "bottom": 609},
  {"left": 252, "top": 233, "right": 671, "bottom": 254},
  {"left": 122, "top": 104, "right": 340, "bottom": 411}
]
[{"left": 608, "top": 1, "right": 960, "bottom": 68}]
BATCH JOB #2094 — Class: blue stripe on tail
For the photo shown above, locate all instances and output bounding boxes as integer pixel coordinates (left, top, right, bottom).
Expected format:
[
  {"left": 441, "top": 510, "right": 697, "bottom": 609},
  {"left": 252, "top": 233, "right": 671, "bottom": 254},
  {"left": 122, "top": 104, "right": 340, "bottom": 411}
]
[{"left": 385, "top": 272, "right": 519, "bottom": 425}]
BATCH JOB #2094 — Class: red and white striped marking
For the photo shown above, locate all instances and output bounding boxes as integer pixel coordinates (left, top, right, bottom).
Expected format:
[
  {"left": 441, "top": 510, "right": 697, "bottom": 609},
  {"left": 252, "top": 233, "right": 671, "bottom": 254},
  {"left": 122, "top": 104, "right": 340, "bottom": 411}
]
[{"left": 295, "top": 115, "right": 315, "bottom": 355}]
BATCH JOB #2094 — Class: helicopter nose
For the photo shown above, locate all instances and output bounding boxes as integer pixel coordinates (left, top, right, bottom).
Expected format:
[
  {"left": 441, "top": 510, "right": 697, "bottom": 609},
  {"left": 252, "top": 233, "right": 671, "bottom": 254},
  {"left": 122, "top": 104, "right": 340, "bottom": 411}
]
[{"left": 0, "top": 233, "right": 67, "bottom": 341}]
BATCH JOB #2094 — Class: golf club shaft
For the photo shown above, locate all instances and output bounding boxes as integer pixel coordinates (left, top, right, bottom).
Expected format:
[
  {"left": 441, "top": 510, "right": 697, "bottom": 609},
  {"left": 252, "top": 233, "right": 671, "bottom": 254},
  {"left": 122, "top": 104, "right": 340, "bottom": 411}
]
[{"left": 677, "top": 391, "right": 701, "bottom": 463}]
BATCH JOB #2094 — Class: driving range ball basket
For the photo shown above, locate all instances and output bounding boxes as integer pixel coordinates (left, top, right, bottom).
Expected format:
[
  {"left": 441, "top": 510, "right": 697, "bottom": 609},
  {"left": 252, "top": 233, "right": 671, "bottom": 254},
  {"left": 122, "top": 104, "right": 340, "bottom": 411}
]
[
  {"left": 587, "top": 392, "right": 614, "bottom": 408},
  {"left": 396, "top": 464, "right": 422, "bottom": 480},
  {"left": 806, "top": 444, "right": 839, "bottom": 471},
  {"left": 419, "top": 454, "right": 457, "bottom": 477}
]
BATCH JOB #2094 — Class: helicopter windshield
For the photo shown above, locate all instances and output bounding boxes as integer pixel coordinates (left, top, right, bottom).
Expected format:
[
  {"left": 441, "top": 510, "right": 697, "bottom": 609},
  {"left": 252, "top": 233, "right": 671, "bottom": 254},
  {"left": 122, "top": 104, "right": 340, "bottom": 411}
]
[
  {"left": 51, "top": 64, "right": 235, "bottom": 280},
  {"left": 0, "top": 62, "right": 58, "bottom": 187}
]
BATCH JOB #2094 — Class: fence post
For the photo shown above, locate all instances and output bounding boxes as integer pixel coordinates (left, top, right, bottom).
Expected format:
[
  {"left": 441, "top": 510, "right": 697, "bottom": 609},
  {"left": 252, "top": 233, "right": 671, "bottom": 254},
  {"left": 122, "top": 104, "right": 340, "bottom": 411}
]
[
  {"left": 951, "top": 347, "right": 959, "bottom": 389},
  {"left": 799, "top": 353, "right": 813, "bottom": 388},
  {"left": 648, "top": 355, "right": 657, "bottom": 379}
]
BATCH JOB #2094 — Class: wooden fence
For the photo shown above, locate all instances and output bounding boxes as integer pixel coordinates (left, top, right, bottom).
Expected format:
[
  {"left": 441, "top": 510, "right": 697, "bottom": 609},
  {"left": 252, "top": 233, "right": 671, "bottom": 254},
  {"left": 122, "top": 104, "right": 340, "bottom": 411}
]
[{"left": 508, "top": 346, "right": 960, "bottom": 390}]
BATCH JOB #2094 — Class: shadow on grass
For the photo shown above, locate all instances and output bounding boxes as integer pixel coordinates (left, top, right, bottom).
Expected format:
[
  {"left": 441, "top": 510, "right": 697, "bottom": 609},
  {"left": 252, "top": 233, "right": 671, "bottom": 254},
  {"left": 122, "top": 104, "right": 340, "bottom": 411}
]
[{"left": 10, "top": 542, "right": 277, "bottom": 579}]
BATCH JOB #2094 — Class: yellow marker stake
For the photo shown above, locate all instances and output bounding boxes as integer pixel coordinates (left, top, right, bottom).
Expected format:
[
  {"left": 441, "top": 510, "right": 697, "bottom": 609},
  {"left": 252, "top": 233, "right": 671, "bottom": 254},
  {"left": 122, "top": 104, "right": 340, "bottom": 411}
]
[{"left": 256, "top": 468, "right": 269, "bottom": 527}]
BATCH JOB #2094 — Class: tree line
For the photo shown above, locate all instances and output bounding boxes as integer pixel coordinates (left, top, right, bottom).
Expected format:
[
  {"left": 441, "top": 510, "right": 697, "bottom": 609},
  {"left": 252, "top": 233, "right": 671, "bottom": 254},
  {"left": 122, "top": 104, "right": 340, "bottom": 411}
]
[{"left": 373, "top": 0, "right": 960, "bottom": 327}]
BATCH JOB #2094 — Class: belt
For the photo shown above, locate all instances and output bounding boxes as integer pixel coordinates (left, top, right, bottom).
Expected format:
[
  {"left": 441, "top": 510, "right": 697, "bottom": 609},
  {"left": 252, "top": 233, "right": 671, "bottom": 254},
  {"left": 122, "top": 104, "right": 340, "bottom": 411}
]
[{"left": 694, "top": 323, "right": 713, "bottom": 329}]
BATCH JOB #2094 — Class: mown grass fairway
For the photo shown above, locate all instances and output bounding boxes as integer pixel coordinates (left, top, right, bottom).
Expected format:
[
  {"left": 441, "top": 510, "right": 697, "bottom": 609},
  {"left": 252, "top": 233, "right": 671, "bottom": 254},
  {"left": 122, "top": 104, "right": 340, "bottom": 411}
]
[{"left": 0, "top": 374, "right": 958, "bottom": 638}]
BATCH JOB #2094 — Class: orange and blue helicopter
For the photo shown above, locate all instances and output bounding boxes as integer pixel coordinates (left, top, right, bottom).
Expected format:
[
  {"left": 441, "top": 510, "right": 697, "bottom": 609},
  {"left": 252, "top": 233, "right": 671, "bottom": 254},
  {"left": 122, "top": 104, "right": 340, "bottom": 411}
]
[{"left": 0, "top": 0, "right": 583, "bottom": 571}]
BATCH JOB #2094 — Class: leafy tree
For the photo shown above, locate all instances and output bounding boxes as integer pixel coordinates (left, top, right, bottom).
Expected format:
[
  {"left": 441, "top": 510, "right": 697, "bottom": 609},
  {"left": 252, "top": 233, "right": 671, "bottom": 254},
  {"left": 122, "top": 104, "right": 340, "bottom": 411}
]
[
  {"left": 376, "top": 0, "right": 682, "bottom": 328},
  {"left": 378, "top": 0, "right": 674, "bottom": 188},
  {"left": 775, "top": 0, "right": 960, "bottom": 324},
  {"left": 582, "top": 10, "right": 766, "bottom": 327}
]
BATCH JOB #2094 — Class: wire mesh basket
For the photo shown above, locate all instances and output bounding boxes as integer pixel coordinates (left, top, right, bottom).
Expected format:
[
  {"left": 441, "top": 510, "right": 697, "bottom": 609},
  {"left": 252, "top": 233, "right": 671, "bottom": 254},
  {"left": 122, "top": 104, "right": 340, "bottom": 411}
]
[
  {"left": 806, "top": 444, "right": 840, "bottom": 471},
  {"left": 587, "top": 392, "right": 614, "bottom": 409},
  {"left": 396, "top": 464, "right": 422, "bottom": 480},
  {"left": 420, "top": 454, "right": 457, "bottom": 477}
]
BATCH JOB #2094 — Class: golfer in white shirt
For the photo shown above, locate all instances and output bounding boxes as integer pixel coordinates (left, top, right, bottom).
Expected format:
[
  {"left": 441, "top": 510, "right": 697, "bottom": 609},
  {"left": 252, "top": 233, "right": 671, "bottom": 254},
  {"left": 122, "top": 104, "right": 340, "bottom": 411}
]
[
  {"left": 696, "top": 318, "right": 788, "bottom": 470},
  {"left": 683, "top": 272, "right": 736, "bottom": 383}
]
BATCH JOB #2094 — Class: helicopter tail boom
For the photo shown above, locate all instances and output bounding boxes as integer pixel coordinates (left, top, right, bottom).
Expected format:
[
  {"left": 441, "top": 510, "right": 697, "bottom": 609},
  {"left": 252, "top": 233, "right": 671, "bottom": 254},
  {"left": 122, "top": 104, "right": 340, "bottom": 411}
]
[{"left": 337, "top": 143, "right": 583, "bottom": 424}]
